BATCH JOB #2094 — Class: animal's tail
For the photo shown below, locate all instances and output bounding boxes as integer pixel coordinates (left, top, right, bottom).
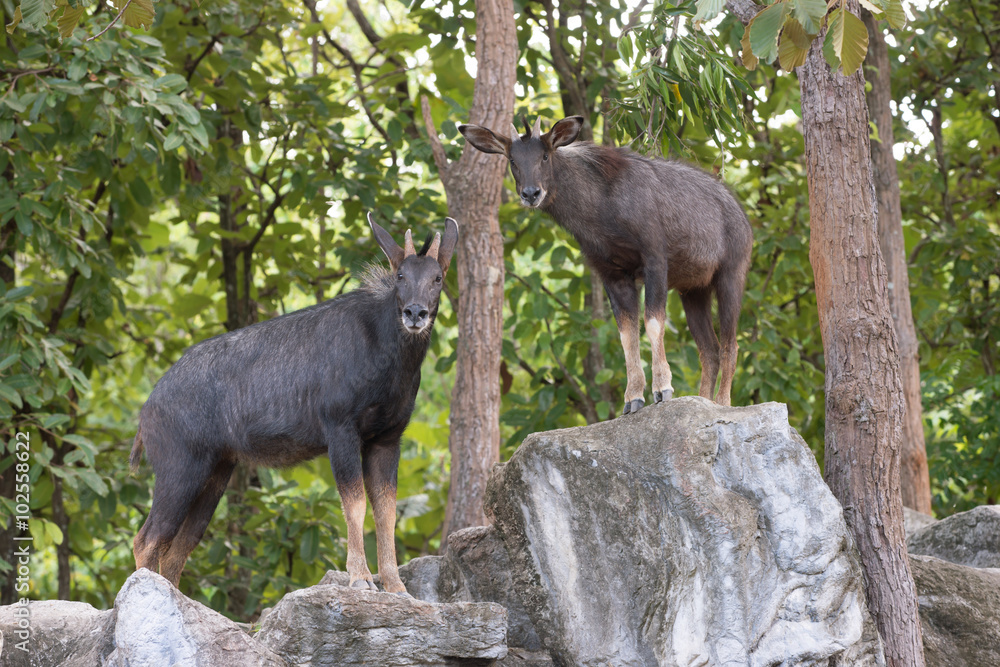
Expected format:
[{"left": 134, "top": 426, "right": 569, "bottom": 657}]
[{"left": 129, "top": 424, "right": 145, "bottom": 474}]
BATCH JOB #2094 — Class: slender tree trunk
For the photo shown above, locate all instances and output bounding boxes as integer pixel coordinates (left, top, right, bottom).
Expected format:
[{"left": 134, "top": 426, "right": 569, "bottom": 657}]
[
  {"left": 429, "top": 0, "right": 516, "bottom": 541},
  {"left": 864, "top": 13, "right": 932, "bottom": 514},
  {"left": 798, "top": 11, "right": 925, "bottom": 665}
]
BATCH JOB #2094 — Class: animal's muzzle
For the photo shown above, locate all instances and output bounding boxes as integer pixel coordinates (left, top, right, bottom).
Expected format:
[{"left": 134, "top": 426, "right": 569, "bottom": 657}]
[
  {"left": 402, "top": 304, "right": 430, "bottom": 332},
  {"left": 520, "top": 186, "right": 542, "bottom": 207}
]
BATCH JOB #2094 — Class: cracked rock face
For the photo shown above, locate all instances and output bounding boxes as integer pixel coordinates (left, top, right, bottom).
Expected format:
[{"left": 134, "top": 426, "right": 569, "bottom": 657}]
[
  {"left": 908, "top": 505, "right": 1000, "bottom": 569},
  {"left": 485, "top": 397, "right": 885, "bottom": 667},
  {"left": 255, "top": 582, "right": 508, "bottom": 666}
]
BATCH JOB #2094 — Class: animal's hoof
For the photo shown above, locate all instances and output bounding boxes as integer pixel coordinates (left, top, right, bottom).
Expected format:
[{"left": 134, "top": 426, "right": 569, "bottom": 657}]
[
  {"left": 653, "top": 390, "right": 673, "bottom": 403},
  {"left": 622, "top": 398, "right": 645, "bottom": 415},
  {"left": 351, "top": 578, "right": 377, "bottom": 591}
]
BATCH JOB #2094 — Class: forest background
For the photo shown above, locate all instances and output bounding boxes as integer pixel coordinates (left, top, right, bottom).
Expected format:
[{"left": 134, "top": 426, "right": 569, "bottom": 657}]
[{"left": 0, "top": 0, "right": 997, "bottom": 623}]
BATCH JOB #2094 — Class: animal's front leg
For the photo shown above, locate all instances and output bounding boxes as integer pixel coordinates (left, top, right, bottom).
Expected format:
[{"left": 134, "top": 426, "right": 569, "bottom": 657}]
[
  {"left": 643, "top": 270, "right": 674, "bottom": 403},
  {"left": 363, "top": 442, "right": 408, "bottom": 596},
  {"left": 604, "top": 277, "right": 646, "bottom": 415},
  {"left": 328, "top": 425, "right": 377, "bottom": 591}
]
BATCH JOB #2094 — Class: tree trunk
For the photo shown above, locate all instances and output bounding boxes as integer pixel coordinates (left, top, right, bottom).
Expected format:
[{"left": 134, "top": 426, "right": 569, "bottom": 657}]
[
  {"left": 798, "top": 11, "right": 925, "bottom": 666},
  {"left": 434, "top": 0, "right": 516, "bottom": 540},
  {"left": 863, "top": 13, "right": 932, "bottom": 514}
]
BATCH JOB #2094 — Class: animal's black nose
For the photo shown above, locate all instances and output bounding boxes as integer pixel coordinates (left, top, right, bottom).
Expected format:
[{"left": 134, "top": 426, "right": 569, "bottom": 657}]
[
  {"left": 404, "top": 305, "right": 429, "bottom": 322},
  {"left": 521, "top": 186, "right": 541, "bottom": 204}
]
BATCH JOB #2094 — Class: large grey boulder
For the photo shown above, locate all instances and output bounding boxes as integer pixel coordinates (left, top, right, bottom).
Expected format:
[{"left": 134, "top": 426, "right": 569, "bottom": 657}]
[
  {"left": 107, "top": 568, "right": 288, "bottom": 667},
  {"left": 485, "top": 397, "right": 885, "bottom": 667},
  {"left": 904, "top": 507, "right": 939, "bottom": 538},
  {"left": 255, "top": 581, "right": 508, "bottom": 666},
  {"left": 908, "top": 506, "right": 1000, "bottom": 569},
  {"left": 0, "top": 600, "right": 115, "bottom": 667},
  {"left": 910, "top": 554, "right": 1000, "bottom": 667}
]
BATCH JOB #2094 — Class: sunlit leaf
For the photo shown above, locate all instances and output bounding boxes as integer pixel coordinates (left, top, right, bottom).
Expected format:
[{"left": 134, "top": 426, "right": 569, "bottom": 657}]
[
  {"left": 778, "top": 18, "right": 811, "bottom": 71},
  {"left": 57, "top": 3, "right": 86, "bottom": 39},
  {"left": 885, "top": 0, "right": 906, "bottom": 29},
  {"left": 749, "top": 1, "right": 789, "bottom": 65},
  {"left": 693, "top": 0, "right": 725, "bottom": 23},
  {"left": 832, "top": 7, "right": 868, "bottom": 76}
]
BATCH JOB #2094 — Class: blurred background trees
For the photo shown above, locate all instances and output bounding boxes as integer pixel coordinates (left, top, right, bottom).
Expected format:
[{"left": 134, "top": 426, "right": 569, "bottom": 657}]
[{"left": 0, "top": 0, "right": 996, "bottom": 622}]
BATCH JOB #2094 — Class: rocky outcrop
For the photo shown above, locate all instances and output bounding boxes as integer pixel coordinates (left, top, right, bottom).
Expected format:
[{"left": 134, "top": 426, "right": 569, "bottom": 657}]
[
  {"left": 107, "top": 569, "right": 288, "bottom": 667},
  {"left": 908, "top": 505, "right": 1000, "bottom": 569},
  {"left": 0, "top": 600, "right": 115, "bottom": 667},
  {"left": 904, "top": 506, "right": 939, "bottom": 538},
  {"left": 255, "top": 581, "right": 508, "bottom": 666},
  {"left": 910, "top": 554, "right": 1000, "bottom": 667},
  {"left": 485, "top": 397, "right": 885, "bottom": 667}
]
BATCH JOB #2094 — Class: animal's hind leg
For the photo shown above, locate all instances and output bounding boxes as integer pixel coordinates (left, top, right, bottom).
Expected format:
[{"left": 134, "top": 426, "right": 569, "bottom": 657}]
[
  {"left": 715, "top": 270, "right": 746, "bottom": 406},
  {"left": 159, "top": 458, "right": 236, "bottom": 586},
  {"left": 604, "top": 277, "right": 646, "bottom": 415},
  {"left": 363, "top": 441, "right": 406, "bottom": 595},
  {"left": 643, "top": 268, "right": 674, "bottom": 403},
  {"left": 134, "top": 452, "right": 215, "bottom": 583},
  {"left": 327, "top": 423, "right": 376, "bottom": 591},
  {"left": 681, "top": 287, "right": 721, "bottom": 401}
]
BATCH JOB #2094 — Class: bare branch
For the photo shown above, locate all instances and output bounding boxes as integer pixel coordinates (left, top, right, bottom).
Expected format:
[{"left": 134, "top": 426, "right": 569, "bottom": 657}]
[
  {"left": 87, "top": 0, "right": 132, "bottom": 42},
  {"left": 726, "top": 0, "right": 761, "bottom": 25},
  {"left": 421, "top": 95, "right": 451, "bottom": 182}
]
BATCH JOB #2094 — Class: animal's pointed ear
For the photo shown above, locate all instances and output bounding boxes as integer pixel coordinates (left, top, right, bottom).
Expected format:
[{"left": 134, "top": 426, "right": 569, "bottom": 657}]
[
  {"left": 437, "top": 217, "right": 459, "bottom": 275},
  {"left": 368, "top": 212, "right": 405, "bottom": 270},
  {"left": 545, "top": 116, "right": 585, "bottom": 149},
  {"left": 458, "top": 124, "right": 511, "bottom": 157}
]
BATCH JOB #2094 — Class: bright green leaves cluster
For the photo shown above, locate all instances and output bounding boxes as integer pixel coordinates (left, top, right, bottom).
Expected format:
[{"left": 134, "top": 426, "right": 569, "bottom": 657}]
[
  {"left": 736, "top": 0, "right": 906, "bottom": 77},
  {"left": 7, "top": 0, "right": 157, "bottom": 39},
  {"left": 614, "top": 3, "right": 753, "bottom": 156}
]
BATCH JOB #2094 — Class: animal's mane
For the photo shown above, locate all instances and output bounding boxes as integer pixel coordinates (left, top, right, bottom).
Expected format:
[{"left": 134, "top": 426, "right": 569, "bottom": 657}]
[{"left": 558, "top": 142, "right": 633, "bottom": 181}]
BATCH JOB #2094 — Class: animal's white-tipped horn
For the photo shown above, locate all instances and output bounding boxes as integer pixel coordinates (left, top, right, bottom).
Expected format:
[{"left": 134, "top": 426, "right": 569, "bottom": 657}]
[
  {"left": 404, "top": 229, "right": 416, "bottom": 257},
  {"left": 427, "top": 232, "right": 442, "bottom": 260},
  {"left": 531, "top": 116, "right": 542, "bottom": 138},
  {"left": 510, "top": 122, "right": 520, "bottom": 141}
]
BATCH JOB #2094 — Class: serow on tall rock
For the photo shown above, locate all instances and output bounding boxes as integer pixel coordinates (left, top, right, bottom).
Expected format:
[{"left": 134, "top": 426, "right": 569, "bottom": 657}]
[{"left": 485, "top": 396, "right": 885, "bottom": 667}]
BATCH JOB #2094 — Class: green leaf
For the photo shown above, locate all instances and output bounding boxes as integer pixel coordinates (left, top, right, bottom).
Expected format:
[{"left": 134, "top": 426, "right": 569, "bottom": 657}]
[
  {"left": 594, "top": 368, "right": 614, "bottom": 384},
  {"left": 858, "top": 0, "right": 883, "bottom": 14},
  {"left": 163, "top": 132, "right": 183, "bottom": 151},
  {"left": 6, "top": 5, "right": 22, "bottom": 34},
  {"left": 0, "top": 353, "right": 19, "bottom": 372},
  {"left": 884, "top": 0, "right": 906, "bottom": 29},
  {"left": 18, "top": 0, "right": 55, "bottom": 31},
  {"left": 78, "top": 470, "right": 109, "bottom": 497},
  {"left": 792, "top": 0, "right": 827, "bottom": 35},
  {"left": 0, "top": 382, "right": 23, "bottom": 408},
  {"left": 749, "top": 1, "right": 789, "bottom": 65},
  {"left": 57, "top": 3, "right": 86, "bottom": 40},
  {"left": 155, "top": 74, "right": 187, "bottom": 95},
  {"left": 119, "top": 0, "right": 154, "bottom": 30},
  {"left": 129, "top": 178, "right": 153, "bottom": 207},
  {"left": 173, "top": 293, "right": 214, "bottom": 319},
  {"left": 693, "top": 0, "right": 725, "bottom": 23},
  {"left": 177, "top": 104, "right": 200, "bottom": 126},
  {"left": 823, "top": 10, "right": 842, "bottom": 70},
  {"left": 831, "top": 7, "right": 868, "bottom": 76},
  {"left": 299, "top": 524, "right": 320, "bottom": 563},
  {"left": 778, "top": 18, "right": 811, "bottom": 71},
  {"left": 741, "top": 22, "right": 759, "bottom": 71}
]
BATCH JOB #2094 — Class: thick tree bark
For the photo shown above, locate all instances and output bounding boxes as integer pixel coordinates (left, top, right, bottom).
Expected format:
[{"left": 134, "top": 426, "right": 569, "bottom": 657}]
[
  {"left": 427, "top": 0, "right": 516, "bottom": 540},
  {"left": 864, "top": 13, "right": 932, "bottom": 514},
  {"left": 798, "top": 9, "right": 925, "bottom": 665}
]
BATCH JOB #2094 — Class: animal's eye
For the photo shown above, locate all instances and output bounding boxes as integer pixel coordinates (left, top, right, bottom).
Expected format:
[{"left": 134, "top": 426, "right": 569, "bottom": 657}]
[
  {"left": 543, "top": 153, "right": 549, "bottom": 161},
  {"left": 397, "top": 273, "right": 404, "bottom": 280},
  {"left": 435, "top": 276, "right": 442, "bottom": 284}
]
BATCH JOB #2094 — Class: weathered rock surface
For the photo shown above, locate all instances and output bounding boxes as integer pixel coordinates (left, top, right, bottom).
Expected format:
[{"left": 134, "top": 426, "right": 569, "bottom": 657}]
[
  {"left": 320, "top": 525, "right": 545, "bottom": 661},
  {"left": 910, "top": 554, "right": 1000, "bottom": 667},
  {"left": 107, "top": 568, "right": 288, "bottom": 667},
  {"left": 0, "top": 599, "right": 115, "bottom": 667},
  {"left": 904, "top": 506, "right": 939, "bottom": 538},
  {"left": 485, "top": 397, "right": 885, "bottom": 667},
  {"left": 908, "top": 505, "right": 1000, "bottom": 569},
  {"left": 255, "top": 581, "right": 508, "bottom": 666}
]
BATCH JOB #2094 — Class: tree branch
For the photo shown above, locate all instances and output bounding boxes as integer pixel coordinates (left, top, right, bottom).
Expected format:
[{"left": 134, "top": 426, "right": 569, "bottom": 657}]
[
  {"left": 421, "top": 95, "right": 451, "bottom": 182},
  {"left": 726, "top": 0, "right": 760, "bottom": 25}
]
